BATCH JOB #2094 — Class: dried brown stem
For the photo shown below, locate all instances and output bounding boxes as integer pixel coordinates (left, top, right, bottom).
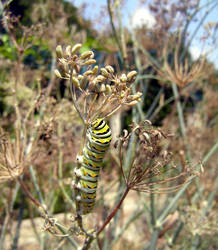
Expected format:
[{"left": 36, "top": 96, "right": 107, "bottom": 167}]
[
  {"left": 97, "top": 186, "right": 130, "bottom": 235},
  {"left": 18, "top": 177, "right": 41, "bottom": 207}
]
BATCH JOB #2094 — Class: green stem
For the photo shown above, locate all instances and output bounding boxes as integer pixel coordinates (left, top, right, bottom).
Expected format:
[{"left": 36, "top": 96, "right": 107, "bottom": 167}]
[
  {"left": 12, "top": 193, "right": 24, "bottom": 250},
  {"left": 112, "top": 208, "right": 144, "bottom": 246},
  {"left": 0, "top": 182, "right": 20, "bottom": 250},
  {"left": 170, "top": 221, "right": 184, "bottom": 247},
  {"left": 183, "top": 2, "right": 218, "bottom": 59},
  {"left": 171, "top": 82, "right": 202, "bottom": 197},
  {"left": 149, "top": 229, "right": 159, "bottom": 250},
  {"left": 171, "top": 83, "right": 186, "bottom": 136},
  {"left": 150, "top": 96, "right": 175, "bottom": 122},
  {"left": 156, "top": 140, "right": 218, "bottom": 226},
  {"left": 138, "top": 43, "right": 161, "bottom": 69},
  {"left": 107, "top": 0, "right": 123, "bottom": 64},
  {"left": 150, "top": 192, "right": 156, "bottom": 226},
  {"left": 116, "top": 0, "right": 128, "bottom": 69},
  {"left": 57, "top": 122, "right": 75, "bottom": 208},
  {"left": 145, "top": 86, "right": 164, "bottom": 119},
  {"left": 202, "top": 140, "right": 218, "bottom": 164},
  {"left": 29, "top": 162, "right": 78, "bottom": 248},
  {"left": 55, "top": 224, "right": 79, "bottom": 249},
  {"left": 190, "top": 177, "right": 218, "bottom": 250},
  {"left": 29, "top": 165, "right": 44, "bottom": 204},
  {"left": 29, "top": 166, "right": 46, "bottom": 249}
]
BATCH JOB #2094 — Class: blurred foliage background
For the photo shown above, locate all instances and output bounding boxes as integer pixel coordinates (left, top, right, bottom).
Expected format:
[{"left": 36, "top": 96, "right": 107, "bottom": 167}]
[{"left": 0, "top": 0, "right": 217, "bottom": 249}]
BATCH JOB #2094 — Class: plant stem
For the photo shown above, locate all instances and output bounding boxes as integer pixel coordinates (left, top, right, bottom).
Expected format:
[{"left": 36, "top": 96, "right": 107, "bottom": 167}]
[
  {"left": 97, "top": 186, "right": 130, "bottom": 235},
  {"left": 191, "top": 177, "right": 218, "bottom": 249},
  {"left": 149, "top": 229, "right": 159, "bottom": 250},
  {"left": 112, "top": 208, "right": 144, "bottom": 246},
  {"left": 107, "top": 0, "right": 123, "bottom": 62},
  {"left": 184, "top": 2, "right": 218, "bottom": 59},
  {"left": 69, "top": 67, "right": 85, "bottom": 125},
  {"left": 0, "top": 182, "right": 20, "bottom": 250},
  {"left": 145, "top": 86, "right": 164, "bottom": 119},
  {"left": 11, "top": 192, "right": 24, "bottom": 250},
  {"left": 171, "top": 82, "right": 202, "bottom": 197},
  {"left": 170, "top": 221, "right": 184, "bottom": 247},
  {"left": 18, "top": 177, "right": 41, "bottom": 207},
  {"left": 171, "top": 83, "right": 186, "bottom": 136},
  {"left": 82, "top": 186, "right": 130, "bottom": 250},
  {"left": 150, "top": 191, "right": 156, "bottom": 226},
  {"left": 116, "top": 0, "right": 128, "bottom": 69},
  {"left": 55, "top": 224, "right": 79, "bottom": 249},
  {"left": 57, "top": 122, "right": 75, "bottom": 208},
  {"left": 156, "top": 140, "right": 218, "bottom": 226},
  {"left": 29, "top": 165, "right": 44, "bottom": 204},
  {"left": 29, "top": 165, "right": 46, "bottom": 249},
  {"left": 202, "top": 140, "right": 218, "bottom": 164}
]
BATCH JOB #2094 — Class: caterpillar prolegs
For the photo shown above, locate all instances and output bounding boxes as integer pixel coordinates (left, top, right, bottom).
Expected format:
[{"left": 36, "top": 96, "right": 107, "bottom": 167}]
[{"left": 74, "top": 119, "right": 112, "bottom": 215}]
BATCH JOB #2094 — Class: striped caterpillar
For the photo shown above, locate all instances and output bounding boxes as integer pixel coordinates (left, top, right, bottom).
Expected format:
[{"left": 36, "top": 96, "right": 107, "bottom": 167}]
[{"left": 74, "top": 119, "right": 112, "bottom": 215}]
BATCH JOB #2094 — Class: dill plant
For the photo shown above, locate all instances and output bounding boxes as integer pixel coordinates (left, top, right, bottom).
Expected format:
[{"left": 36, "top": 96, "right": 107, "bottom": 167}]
[{"left": 54, "top": 43, "right": 197, "bottom": 249}]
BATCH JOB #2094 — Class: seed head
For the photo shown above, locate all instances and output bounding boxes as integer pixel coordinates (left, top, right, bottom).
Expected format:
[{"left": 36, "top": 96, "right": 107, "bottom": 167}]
[
  {"left": 127, "top": 70, "right": 137, "bottom": 83},
  {"left": 71, "top": 43, "right": 82, "bottom": 54},
  {"left": 92, "top": 65, "right": 99, "bottom": 75},
  {"left": 100, "top": 68, "right": 110, "bottom": 78},
  {"left": 65, "top": 45, "right": 72, "bottom": 57},
  {"left": 96, "top": 75, "right": 106, "bottom": 83},
  {"left": 120, "top": 74, "right": 127, "bottom": 83},
  {"left": 84, "top": 59, "right": 96, "bottom": 65},
  {"left": 105, "top": 65, "right": 114, "bottom": 74},
  {"left": 118, "top": 121, "right": 197, "bottom": 193},
  {"left": 80, "top": 51, "right": 94, "bottom": 60},
  {"left": 56, "top": 45, "right": 63, "bottom": 59}
]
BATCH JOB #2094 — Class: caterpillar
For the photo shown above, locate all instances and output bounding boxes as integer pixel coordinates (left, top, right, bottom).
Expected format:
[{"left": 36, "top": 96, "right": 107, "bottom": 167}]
[{"left": 74, "top": 119, "right": 112, "bottom": 215}]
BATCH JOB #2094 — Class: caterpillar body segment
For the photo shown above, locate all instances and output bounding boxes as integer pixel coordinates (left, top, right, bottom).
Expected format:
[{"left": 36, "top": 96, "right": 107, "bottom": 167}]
[
  {"left": 89, "top": 135, "right": 111, "bottom": 146},
  {"left": 83, "top": 147, "right": 104, "bottom": 162},
  {"left": 91, "top": 119, "right": 106, "bottom": 129},
  {"left": 86, "top": 132, "right": 111, "bottom": 148},
  {"left": 80, "top": 192, "right": 96, "bottom": 203},
  {"left": 89, "top": 124, "right": 111, "bottom": 138},
  {"left": 77, "top": 155, "right": 102, "bottom": 171},
  {"left": 86, "top": 141, "right": 106, "bottom": 153},
  {"left": 74, "top": 167, "right": 99, "bottom": 181},
  {"left": 75, "top": 119, "right": 112, "bottom": 215},
  {"left": 77, "top": 180, "right": 98, "bottom": 193}
]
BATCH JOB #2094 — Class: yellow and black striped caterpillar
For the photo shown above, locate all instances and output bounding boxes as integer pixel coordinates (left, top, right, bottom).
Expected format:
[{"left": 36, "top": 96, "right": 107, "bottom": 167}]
[{"left": 74, "top": 119, "right": 112, "bottom": 215}]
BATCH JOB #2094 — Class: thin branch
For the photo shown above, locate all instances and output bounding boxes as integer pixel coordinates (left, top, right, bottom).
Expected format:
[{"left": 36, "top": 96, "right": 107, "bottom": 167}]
[
  {"left": 107, "top": 0, "right": 123, "bottom": 60},
  {"left": 97, "top": 186, "right": 130, "bottom": 235},
  {"left": 69, "top": 67, "right": 86, "bottom": 125},
  {"left": 18, "top": 177, "right": 41, "bottom": 207}
]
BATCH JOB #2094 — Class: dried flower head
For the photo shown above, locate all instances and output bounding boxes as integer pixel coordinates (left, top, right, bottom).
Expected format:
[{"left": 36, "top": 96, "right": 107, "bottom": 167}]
[
  {"left": 145, "top": 33, "right": 205, "bottom": 88},
  {"left": 161, "top": 42, "right": 205, "bottom": 88},
  {"left": 117, "top": 120, "right": 196, "bottom": 193},
  {"left": 38, "top": 118, "right": 56, "bottom": 141},
  {"left": 3, "top": 12, "right": 44, "bottom": 53},
  {"left": 0, "top": 129, "right": 25, "bottom": 182}
]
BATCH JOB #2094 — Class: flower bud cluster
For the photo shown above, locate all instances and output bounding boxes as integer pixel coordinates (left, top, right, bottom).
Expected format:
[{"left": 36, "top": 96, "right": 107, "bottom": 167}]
[
  {"left": 89, "top": 66, "right": 140, "bottom": 105},
  {"left": 55, "top": 43, "right": 96, "bottom": 89},
  {"left": 55, "top": 43, "right": 142, "bottom": 118}
]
